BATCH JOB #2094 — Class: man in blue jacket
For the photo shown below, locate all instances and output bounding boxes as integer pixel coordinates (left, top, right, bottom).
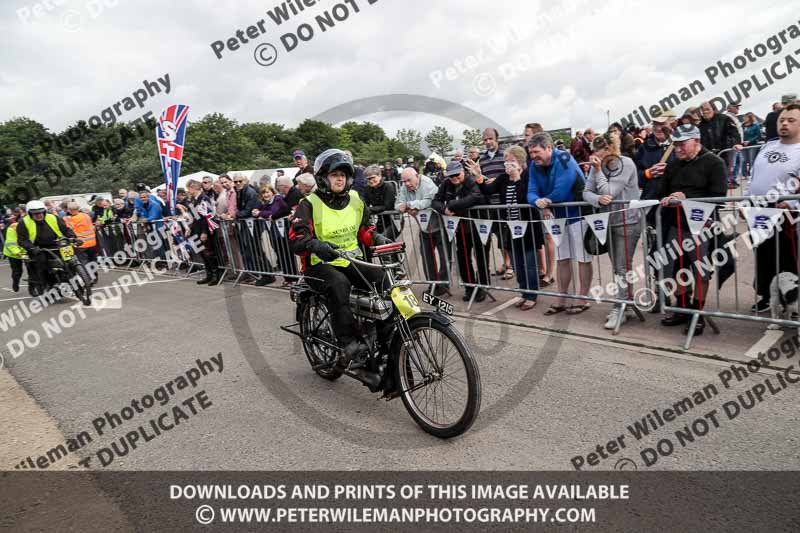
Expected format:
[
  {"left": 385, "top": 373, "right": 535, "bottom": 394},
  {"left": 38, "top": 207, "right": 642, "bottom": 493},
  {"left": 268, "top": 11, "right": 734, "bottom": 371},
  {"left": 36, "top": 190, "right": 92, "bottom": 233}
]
[
  {"left": 527, "top": 132, "right": 593, "bottom": 315},
  {"left": 134, "top": 184, "right": 166, "bottom": 260}
]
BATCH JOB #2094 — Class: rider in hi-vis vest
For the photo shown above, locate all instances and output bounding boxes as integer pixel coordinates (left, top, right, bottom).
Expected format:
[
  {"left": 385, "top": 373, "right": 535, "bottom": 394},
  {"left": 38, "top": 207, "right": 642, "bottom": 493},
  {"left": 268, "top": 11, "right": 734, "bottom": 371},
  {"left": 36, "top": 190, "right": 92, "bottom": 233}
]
[
  {"left": 16, "top": 200, "right": 75, "bottom": 296},
  {"left": 289, "top": 149, "right": 394, "bottom": 368},
  {"left": 2, "top": 218, "right": 27, "bottom": 292}
]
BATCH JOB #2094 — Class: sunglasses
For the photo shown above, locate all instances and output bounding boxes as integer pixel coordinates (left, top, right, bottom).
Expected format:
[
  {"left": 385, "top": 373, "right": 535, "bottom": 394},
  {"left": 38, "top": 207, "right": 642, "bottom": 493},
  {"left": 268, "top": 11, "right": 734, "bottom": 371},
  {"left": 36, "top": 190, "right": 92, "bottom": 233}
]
[{"left": 233, "top": 180, "right": 244, "bottom": 184}]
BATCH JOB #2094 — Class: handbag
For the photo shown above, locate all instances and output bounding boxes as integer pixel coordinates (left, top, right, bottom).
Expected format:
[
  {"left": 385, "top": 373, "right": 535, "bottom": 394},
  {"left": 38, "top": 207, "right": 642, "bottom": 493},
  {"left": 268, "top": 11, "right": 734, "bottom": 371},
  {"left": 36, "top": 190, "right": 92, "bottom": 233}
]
[{"left": 583, "top": 224, "right": 608, "bottom": 256}]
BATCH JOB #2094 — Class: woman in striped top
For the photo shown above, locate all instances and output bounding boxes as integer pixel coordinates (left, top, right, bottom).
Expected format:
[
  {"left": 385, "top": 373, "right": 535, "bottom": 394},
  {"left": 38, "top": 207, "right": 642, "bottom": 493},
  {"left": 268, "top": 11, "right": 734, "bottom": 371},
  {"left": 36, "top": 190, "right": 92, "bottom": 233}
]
[{"left": 477, "top": 145, "right": 544, "bottom": 310}]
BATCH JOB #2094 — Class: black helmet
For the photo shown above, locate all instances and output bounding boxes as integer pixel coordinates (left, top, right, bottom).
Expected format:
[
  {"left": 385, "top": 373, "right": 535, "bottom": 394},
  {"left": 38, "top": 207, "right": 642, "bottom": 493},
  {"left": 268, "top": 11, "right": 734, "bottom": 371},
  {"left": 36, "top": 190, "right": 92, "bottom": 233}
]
[{"left": 313, "top": 149, "right": 354, "bottom": 198}]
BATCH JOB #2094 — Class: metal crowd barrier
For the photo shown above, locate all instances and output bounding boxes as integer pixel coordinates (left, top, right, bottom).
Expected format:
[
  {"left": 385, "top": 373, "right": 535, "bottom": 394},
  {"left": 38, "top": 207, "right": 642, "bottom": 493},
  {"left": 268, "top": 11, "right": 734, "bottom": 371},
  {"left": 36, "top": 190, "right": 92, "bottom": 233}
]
[
  {"left": 88, "top": 192, "right": 800, "bottom": 352},
  {"left": 448, "top": 202, "right": 649, "bottom": 331},
  {"left": 655, "top": 194, "right": 800, "bottom": 349},
  {"left": 717, "top": 144, "right": 763, "bottom": 195}
]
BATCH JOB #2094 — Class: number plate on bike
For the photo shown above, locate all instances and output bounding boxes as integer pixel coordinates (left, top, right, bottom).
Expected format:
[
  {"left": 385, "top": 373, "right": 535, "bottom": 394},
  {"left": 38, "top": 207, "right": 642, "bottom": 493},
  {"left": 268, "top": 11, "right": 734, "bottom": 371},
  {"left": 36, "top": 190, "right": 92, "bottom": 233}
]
[
  {"left": 391, "top": 286, "right": 420, "bottom": 319},
  {"left": 422, "top": 291, "right": 454, "bottom": 316},
  {"left": 59, "top": 246, "right": 75, "bottom": 261}
]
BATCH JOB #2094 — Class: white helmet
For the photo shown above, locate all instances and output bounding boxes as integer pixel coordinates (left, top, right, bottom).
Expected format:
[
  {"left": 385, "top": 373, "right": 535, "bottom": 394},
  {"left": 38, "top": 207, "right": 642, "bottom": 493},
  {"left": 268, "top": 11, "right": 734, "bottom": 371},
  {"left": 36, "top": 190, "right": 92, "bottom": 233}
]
[{"left": 26, "top": 200, "right": 46, "bottom": 214}]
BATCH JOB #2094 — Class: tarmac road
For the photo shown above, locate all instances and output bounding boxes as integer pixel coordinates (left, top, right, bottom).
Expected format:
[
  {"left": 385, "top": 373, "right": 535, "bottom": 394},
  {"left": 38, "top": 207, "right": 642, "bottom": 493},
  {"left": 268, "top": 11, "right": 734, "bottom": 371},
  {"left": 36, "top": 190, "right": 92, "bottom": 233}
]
[{"left": 0, "top": 262, "right": 798, "bottom": 472}]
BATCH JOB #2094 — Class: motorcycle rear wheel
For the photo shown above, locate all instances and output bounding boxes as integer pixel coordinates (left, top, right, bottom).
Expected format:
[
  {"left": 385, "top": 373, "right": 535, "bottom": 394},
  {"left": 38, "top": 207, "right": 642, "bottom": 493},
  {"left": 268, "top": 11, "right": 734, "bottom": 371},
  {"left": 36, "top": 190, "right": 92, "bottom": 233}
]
[{"left": 299, "top": 299, "right": 343, "bottom": 381}]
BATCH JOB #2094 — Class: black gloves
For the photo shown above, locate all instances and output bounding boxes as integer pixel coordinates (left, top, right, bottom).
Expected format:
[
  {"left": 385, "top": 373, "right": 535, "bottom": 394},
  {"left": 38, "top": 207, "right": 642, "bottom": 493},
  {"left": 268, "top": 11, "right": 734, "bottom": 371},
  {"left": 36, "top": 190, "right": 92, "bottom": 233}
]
[
  {"left": 28, "top": 246, "right": 41, "bottom": 255},
  {"left": 309, "top": 240, "right": 340, "bottom": 262},
  {"left": 373, "top": 233, "right": 393, "bottom": 246}
]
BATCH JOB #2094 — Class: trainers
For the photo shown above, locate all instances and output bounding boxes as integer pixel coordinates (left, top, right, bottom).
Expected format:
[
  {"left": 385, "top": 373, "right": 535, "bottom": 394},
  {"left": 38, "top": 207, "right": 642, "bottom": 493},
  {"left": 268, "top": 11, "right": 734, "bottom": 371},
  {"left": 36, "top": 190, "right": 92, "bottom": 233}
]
[
  {"left": 604, "top": 308, "right": 626, "bottom": 329},
  {"left": 751, "top": 299, "right": 770, "bottom": 313}
]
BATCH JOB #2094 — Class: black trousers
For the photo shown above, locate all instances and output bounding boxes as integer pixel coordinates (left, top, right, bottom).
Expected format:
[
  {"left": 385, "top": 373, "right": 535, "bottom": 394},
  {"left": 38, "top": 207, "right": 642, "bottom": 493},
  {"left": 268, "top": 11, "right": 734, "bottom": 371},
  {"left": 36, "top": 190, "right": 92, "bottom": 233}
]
[
  {"left": 200, "top": 232, "right": 220, "bottom": 276},
  {"left": 454, "top": 222, "right": 490, "bottom": 287},
  {"left": 305, "top": 261, "right": 389, "bottom": 344},
  {"left": 8, "top": 257, "right": 23, "bottom": 286},
  {"left": 26, "top": 251, "right": 50, "bottom": 293},
  {"left": 419, "top": 229, "right": 450, "bottom": 286},
  {"left": 755, "top": 219, "right": 799, "bottom": 299},
  {"left": 77, "top": 247, "right": 99, "bottom": 282}
]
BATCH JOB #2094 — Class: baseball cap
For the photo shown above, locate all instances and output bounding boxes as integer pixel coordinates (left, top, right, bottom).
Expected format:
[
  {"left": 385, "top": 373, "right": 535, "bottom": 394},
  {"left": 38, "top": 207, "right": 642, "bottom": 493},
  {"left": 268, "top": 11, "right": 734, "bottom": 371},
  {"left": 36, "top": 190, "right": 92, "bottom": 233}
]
[
  {"left": 671, "top": 125, "right": 701, "bottom": 142},
  {"left": 292, "top": 150, "right": 306, "bottom": 159},
  {"left": 136, "top": 183, "right": 149, "bottom": 192},
  {"left": 782, "top": 94, "right": 797, "bottom": 105},
  {"left": 407, "top": 156, "right": 415, "bottom": 163},
  {"left": 445, "top": 161, "right": 463, "bottom": 177}
]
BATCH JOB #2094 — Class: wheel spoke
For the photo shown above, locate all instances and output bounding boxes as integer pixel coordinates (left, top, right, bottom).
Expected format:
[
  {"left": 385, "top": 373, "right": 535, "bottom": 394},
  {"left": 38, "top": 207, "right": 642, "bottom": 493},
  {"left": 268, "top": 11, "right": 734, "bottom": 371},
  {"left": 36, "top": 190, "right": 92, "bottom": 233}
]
[{"left": 400, "top": 325, "right": 473, "bottom": 430}]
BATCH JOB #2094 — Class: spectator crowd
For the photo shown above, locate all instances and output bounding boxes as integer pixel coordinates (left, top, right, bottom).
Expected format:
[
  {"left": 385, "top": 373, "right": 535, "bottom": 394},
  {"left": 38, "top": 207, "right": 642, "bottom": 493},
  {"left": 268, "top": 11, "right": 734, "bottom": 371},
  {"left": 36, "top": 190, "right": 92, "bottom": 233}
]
[{"left": 3, "top": 94, "right": 799, "bottom": 337}]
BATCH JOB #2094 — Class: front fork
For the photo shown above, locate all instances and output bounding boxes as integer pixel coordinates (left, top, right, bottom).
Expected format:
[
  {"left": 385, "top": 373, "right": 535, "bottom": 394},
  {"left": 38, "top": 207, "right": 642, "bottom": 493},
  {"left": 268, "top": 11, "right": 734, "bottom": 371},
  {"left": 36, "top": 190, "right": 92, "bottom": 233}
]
[{"left": 395, "top": 315, "right": 443, "bottom": 380}]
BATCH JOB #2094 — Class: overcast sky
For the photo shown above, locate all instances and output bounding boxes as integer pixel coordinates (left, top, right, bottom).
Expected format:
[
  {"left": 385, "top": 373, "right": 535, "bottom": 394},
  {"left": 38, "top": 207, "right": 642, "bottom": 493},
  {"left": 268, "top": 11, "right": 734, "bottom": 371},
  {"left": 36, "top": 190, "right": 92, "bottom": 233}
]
[{"left": 2, "top": 0, "right": 797, "bottom": 143}]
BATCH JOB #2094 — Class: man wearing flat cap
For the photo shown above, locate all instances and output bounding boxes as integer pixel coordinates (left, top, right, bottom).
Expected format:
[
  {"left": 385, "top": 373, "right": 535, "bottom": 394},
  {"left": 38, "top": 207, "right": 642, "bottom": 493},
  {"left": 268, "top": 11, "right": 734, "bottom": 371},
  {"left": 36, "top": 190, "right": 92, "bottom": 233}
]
[{"left": 657, "top": 124, "right": 727, "bottom": 335}]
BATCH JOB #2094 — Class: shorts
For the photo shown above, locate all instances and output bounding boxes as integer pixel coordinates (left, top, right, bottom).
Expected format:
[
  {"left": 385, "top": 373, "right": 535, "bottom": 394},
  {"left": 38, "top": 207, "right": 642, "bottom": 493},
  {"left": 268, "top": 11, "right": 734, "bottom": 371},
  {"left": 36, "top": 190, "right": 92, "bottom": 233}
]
[{"left": 556, "top": 221, "right": 591, "bottom": 263}]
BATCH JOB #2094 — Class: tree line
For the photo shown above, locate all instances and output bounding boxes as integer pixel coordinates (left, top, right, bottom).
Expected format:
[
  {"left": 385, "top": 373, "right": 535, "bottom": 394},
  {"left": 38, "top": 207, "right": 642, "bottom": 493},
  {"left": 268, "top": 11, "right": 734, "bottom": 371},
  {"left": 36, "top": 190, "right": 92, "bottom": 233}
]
[{"left": 0, "top": 113, "right": 484, "bottom": 205}]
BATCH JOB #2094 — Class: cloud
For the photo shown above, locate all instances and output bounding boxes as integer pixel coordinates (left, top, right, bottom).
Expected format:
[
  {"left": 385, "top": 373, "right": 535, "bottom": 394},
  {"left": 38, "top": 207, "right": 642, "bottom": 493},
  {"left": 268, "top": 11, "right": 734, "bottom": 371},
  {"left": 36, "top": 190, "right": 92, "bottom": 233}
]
[{"left": 0, "top": 0, "right": 795, "bottom": 144}]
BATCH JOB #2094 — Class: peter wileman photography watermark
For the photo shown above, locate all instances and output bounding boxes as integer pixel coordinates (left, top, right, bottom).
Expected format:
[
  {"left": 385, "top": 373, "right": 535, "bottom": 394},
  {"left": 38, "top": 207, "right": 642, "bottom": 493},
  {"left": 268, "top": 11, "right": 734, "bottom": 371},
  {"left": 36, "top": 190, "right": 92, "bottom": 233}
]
[
  {"left": 0, "top": 72, "right": 172, "bottom": 204},
  {"left": 618, "top": 21, "right": 800, "bottom": 127},
  {"left": 570, "top": 337, "right": 800, "bottom": 470},
  {"left": 15, "top": 0, "right": 126, "bottom": 32},
  {"left": 11, "top": 353, "right": 222, "bottom": 469},
  {"left": 428, "top": 0, "right": 634, "bottom": 97},
  {"left": 1, "top": 207, "right": 210, "bottom": 364},
  {"left": 208, "top": 0, "right": 382, "bottom": 67}
]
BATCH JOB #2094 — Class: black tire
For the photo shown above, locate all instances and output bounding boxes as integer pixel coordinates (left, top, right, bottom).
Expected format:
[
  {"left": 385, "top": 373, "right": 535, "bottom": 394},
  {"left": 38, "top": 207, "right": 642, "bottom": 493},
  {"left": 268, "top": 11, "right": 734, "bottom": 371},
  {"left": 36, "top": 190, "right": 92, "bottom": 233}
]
[
  {"left": 394, "top": 318, "right": 481, "bottom": 438},
  {"left": 299, "top": 299, "right": 343, "bottom": 381},
  {"left": 71, "top": 262, "right": 93, "bottom": 306}
]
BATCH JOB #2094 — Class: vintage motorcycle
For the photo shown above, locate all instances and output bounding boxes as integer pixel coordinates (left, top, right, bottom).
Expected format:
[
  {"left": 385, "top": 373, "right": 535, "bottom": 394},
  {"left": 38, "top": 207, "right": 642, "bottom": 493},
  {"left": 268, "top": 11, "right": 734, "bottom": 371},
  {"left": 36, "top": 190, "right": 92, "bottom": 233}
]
[
  {"left": 282, "top": 242, "right": 481, "bottom": 438},
  {"left": 27, "top": 237, "right": 93, "bottom": 305}
]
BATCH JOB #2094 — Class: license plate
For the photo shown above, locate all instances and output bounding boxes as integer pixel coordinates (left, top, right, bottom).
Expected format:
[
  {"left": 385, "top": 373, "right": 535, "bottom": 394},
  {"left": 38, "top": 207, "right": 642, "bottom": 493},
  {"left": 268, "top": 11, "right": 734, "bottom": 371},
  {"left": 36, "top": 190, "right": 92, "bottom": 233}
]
[
  {"left": 59, "top": 246, "right": 75, "bottom": 261},
  {"left": 390, "top": 286, "right": 420, "bottom": 319},
  {"left": 422, "top": 291, "right": 454, "bottom": 316}
]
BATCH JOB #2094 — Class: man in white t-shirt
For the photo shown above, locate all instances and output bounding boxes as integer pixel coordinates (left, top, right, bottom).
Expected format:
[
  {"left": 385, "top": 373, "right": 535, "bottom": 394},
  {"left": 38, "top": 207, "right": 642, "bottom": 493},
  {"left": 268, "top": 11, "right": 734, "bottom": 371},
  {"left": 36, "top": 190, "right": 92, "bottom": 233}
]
[{"left": 744, "top": 104, "right": 800, "bottom": 312}]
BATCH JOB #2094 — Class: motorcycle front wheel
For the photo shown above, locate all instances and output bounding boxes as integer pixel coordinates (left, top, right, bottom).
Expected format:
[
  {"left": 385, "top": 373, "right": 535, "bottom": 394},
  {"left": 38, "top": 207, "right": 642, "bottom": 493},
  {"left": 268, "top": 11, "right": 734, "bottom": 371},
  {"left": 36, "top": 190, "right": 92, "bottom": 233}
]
[{"left": 394, "top": 318, "right": 481, "bottom": 438}]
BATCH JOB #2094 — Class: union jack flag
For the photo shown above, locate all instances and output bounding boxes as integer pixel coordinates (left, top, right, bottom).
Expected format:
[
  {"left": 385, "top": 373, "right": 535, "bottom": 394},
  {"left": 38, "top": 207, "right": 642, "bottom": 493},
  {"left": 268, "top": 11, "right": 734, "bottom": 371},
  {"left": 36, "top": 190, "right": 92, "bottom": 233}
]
[
  {"left": 199, "top": 199, "right": 219, "bottom": 232},
  {"left": 156, "top": 104, "right": 190, "bottom": 216}
]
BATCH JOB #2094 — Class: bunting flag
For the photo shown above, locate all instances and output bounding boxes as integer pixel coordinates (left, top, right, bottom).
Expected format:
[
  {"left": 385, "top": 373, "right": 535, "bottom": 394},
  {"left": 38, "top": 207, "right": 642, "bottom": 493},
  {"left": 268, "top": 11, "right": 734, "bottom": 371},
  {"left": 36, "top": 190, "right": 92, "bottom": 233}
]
[
  {"left": 584, "top": 212, "right": 610, "bottom": 245},
  {"left": 198, "top": 200, "right": 218, "bottom": 232},
  {"left": 442, "top": 215, "right": 460, "bottom": 241},
  {"left": 274, "top": 217, "right": 285, "bottom": 237},
  {"left": 473, "top": 219, "right": 493, "bottom": 246},
  {"left": 543, "top": 218, "right": 566, "bottom": 247},
  {"left": 743, "top": 207, "right": 785, "bottom": 247},
  {"left": 417, "top": 209, "right": 432, "bottom": 232},
  {"left": 507, "top": 220, "right": 528, "bottom": 240},
  {"left": 628, "top": 199, "right": 659, "bottom": 213},
  {"left": 681, "top": 200, "right": 717, "bottom": 236},
  {"left": 156, "top": 104, "right": 190, "bottom": 216}
]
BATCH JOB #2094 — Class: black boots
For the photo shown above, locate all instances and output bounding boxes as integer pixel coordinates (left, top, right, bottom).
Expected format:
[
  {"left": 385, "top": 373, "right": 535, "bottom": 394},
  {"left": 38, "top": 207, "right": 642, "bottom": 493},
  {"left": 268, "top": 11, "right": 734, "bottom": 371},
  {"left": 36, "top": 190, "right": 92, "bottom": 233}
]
[
  {"left": 255, "top": 275, "right": 276, "bottom": 286},
  {"left": 684, "top": 300, "right": 706, "bottom": 336},
  {"left": 462, "top": 288, "right": 487, "bottom": 302},
  {"left": 197, "top": 269, "right": 219, "bottom": 285},
  {"left": 340, "top": 339, "right": 369, "bottom": 369}
]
